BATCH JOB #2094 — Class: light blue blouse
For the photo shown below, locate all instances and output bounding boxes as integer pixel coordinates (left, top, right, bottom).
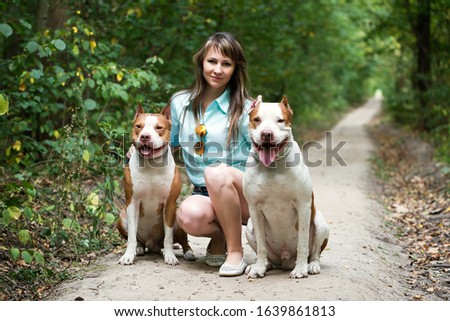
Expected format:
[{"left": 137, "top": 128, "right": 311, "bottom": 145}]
[{"left": 170, "top": 88, "right": 252, "bottom": 186}]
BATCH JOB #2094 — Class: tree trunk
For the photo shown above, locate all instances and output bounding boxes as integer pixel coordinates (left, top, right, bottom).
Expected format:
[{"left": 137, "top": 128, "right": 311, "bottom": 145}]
[
  {"left": 404, "top": 0, "right": 432, "bottom": 131},
  {"left": 36, "top": 0, "right": 67, "bottom": 31},
  {"left": 36, "top": 0, "right": 50, "bottom": 31},
  {"left": 48, "top": 0, "right": 67, "bottom": 30},
  {"left": 415, "top": 0, "right": 431, "bottom": 131}
]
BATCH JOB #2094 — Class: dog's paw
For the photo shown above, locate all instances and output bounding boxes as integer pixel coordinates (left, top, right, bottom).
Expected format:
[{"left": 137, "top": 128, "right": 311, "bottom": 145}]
[
  {"left": 118, "top": 251, "right": 135, "bottom": 265},
  {"left": 164, "top": 251, "right": 180, "bottom": 266},
  {"left": 289, "top": 264, "right": 308, "bottom": 279},
  {"left": 308, "top": 260, "right": 321, "bottom": 275},
  {"left": 245, "top": 263, "right": 267, "bottom": 279},
  {"left": 183, "top": 249, "right": 196, "bottom": 261},
  {"left": 136, "top": 245, "right": 145, "bottom": 256}
]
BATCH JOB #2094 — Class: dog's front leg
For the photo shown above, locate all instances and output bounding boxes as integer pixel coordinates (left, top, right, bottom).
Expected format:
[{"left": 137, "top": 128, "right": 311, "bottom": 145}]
[
  {"left": 118, "top": 201, "right": 139, "bottom": 265},
  {"left": 290, "top": 202, "right": 310, "bottom": 278},
  {"left": 162, "top": 201, "right": 179, "bottom": 266},
  {"left": 246, "top": 206, "right": 269, "bottom": 278}
]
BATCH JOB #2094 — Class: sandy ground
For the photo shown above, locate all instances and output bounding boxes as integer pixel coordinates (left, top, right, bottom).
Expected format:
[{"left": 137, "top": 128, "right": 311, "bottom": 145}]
[{"left": 49, "top": 96, "right": 414, "bottom": 301}]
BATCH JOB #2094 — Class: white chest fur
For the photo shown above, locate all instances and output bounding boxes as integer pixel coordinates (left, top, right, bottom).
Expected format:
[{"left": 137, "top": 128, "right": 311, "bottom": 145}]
[{"left": 129, "top": 150, "right": 175, "bottom": 212}]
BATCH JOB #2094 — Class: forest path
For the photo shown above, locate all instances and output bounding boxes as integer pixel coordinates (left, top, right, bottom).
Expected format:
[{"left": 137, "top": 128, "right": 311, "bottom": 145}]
[{"left": 49, "top": 95, "right": 411, "bottom": 301}]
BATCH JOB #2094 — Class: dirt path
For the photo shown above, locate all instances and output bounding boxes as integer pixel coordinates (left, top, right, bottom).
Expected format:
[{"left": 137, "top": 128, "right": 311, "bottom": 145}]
[{"left": 49, "top": 96, "right": 413, "bottom": 301}]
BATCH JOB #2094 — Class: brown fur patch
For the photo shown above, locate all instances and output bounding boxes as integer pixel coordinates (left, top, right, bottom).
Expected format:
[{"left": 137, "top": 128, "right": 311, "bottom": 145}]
[
  {"left": 117, "top": 165, "right": 133, "bottom": 240},
  {"left": 123, "top": 166, "right": 132, "bottom": 207},
  {"left": 117, "top": 208, "right": 128, "bottom": 240},
  {"left": 249, "top": 101, "right": 261, "bottom": 130},
  {"left": 321, "top": 238, "right": 328, "bottom": 253},
  {"left": 164, "top": 165, "right": 181, "bottom": 227},
  {"left": 310, "top": 192, "right": 316, "bottom": 226},
  {"left": 309, "top": 192, "right": 317, "bottom": 254},
  {"left": 279, "top": 95, "right": 293, "bottom": 127}
]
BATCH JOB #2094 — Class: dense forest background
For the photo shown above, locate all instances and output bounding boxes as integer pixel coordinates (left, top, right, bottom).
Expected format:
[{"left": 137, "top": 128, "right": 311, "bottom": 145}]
[{"left": 0, "top": 0, "right": 448, "bottom": 299}]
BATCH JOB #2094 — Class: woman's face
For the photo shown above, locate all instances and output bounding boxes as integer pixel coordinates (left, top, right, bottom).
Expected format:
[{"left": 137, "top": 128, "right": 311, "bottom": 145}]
[{"left": 202, "top": 47, "right": 235, "bottom": 93}]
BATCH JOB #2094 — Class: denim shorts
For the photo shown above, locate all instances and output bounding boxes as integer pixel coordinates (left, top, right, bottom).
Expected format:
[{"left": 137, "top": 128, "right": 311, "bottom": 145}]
[{"left": 192, "top": 185, "right": 209, "bottom": 197}]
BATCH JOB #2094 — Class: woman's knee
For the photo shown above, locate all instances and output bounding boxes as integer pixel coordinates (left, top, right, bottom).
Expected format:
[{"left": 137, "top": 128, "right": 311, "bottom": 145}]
[{"left": 177, "top": 197, "right": 212, "bottom": 235}]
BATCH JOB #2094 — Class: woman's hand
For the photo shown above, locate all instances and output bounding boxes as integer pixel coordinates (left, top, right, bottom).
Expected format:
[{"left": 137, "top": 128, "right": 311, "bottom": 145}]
[{"left": 126, "top": 145, "right": 135, "bottom": 159}]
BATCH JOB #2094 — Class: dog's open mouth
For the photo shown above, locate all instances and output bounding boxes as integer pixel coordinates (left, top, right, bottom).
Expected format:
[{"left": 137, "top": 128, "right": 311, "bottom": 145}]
[
  {"left": 135, "top": 143, "right": 167, "bottom": 159},
  {"left": 253, "top": 138, "right": 288, "bottom": 167}
]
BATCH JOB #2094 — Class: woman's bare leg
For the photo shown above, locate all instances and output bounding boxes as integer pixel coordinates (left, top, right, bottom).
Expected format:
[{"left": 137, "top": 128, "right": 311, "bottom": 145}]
[
  {"left": 177, "top": 195, "right": 226, "bottom": 254},
  {"left": 204, "top": 164, "right": 249, "bottom": 266}
]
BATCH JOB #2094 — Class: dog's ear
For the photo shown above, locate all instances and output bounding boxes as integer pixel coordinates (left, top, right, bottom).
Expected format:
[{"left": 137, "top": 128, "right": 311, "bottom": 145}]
[
  {"left": 281, "top": 95, "right": 289, "bottom": 107},
  {"left": 249, "top": 95, "right": 262, "bottom": 113},
  {"left": 135, "top": 102, "right": 144, "bottom": 119},
  {"left": 280, "top": 95, "right": 293, "bottom": 116},
  {"left": 160, "top": 103, "right": 171, "bottom": 121}
]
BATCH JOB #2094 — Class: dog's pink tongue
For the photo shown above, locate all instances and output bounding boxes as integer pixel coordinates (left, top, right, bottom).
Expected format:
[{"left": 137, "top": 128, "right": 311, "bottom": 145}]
[
  {"left": 141, "top": 146, "right": 152, "bottom": 157},
  {"left": 259, "top": 148, "right": 277, "bottom": 167}
]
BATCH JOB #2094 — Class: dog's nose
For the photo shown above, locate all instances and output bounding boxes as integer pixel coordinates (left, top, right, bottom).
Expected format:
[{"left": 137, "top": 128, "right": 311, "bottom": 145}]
[
  {"left": 140, "top": 133, "right": 151, "bottom": 142},
  {"left": 261, "top": 130, "right": 273, "bottom": 142}
]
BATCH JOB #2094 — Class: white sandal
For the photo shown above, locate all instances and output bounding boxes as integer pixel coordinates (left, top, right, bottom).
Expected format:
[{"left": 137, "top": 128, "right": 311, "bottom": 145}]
[
  {"left": 219, "top": 258, "right": 248, "bottom": 277},
  {"left": 205, "top": 242, "right": 226, "bottom": 267}
]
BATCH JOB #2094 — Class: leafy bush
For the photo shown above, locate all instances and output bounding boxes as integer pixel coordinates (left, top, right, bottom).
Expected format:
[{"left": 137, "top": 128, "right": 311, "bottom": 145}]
[{"left": 0, "top": 9, "right": 167, "bottom": 300}]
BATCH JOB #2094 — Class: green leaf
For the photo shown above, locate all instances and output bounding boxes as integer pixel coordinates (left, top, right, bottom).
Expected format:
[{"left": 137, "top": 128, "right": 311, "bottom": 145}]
[
  {"left": 84, "top": 98, "right": 97, "bottom": 110},
  {"left": 18, "top": 229, "right": 31, "bottom": 245},
  {"left": 38, "top": 46, "right": 52, "bottom": 58},
  {"left": 19, "top": 20, "right": 32, "bottom": 30},
  {"left": 2, "top": 209, "right": 11, "bottom": 226},
  {"left": 62, "top": 218, "right": 81, "bottom": 232},
  {"left": 72, "top": 44, "right": 80, "bottom": 56},
  {"left": 62, "top": 218, "right": 73, "bottom": 229},
  {"left": 25, "top": 41, "right": 39, "bottom": 53},
  {"left": 82, "top": 150, "right": 90, "bottom": 163},
  {"left": 26, "top": 188, "right": 37, "bottom": 198},
  {"left": 0, "top": 94, "right": 9, "bottom": 115},
  {"left": 43, "top": 205, "right": 55, "bottom": 212},
  {"left": 23, "top": 207, "right": 34, "bottom": 219},
  {"left": 21, "top": 250, "right": 33, "bottom": 264},
  {"left": 30, "top": 69, "right": 44, "bottom": 80},
  {"left": 7, "top": 206, "right": 21, "bottom": 220},
  {"left": 119, "top": 90, "right": 129, "bottom": 102},
  {"left": 10, "top": 248, "right": 20, "bottom": 260},
  {"left": 82, "top": 40, "right": 89, "bottom": 51},
  {"left": 34, "top": 251, "right": 45, "bottom": 264},
  {"left": 0, "top": 23, "right": 13, "bottom": 37},
  {"left": 104, "top": 213, "right": 116, "bottom": 225},
  {"left": 87, "top": 79, "right": 95, "bottom": 88},
  {"left": 51, "top": 39, "right": 66, "bottom": 51}
]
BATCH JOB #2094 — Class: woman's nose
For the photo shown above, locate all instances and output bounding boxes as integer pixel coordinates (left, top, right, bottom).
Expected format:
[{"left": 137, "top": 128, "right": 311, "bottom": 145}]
[{"left": 213, "top": 64, "right": 223, "bottom": 74}]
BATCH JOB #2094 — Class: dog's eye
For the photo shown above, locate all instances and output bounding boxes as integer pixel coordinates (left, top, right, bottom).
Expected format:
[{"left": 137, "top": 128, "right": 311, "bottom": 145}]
[
  {"left": 156, "top": 126, "right": 164, "bottom": 130},
  {"left": 135, "top": 124, "right": 142, "bottom": 129},
  {"left": 252, "top": 117, "right": 261, "bottom": 123},
  {"left": 277, "top": 118, "right": 285, "bottom": 123}
]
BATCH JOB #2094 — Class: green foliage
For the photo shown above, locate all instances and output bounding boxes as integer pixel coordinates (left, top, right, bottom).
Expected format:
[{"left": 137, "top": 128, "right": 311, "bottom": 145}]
[
  {"left": 0, "top": 94, "right": 9, "bottom": 115},
  {"left": 0, "top": 0, "right": 448, "bottom": 300},
  {"left": 363, "top": 0, "right": 449, "bottom": 161}
]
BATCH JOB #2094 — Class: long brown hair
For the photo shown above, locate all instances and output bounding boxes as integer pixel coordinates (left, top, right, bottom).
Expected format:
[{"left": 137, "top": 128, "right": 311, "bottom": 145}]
[{"left": 190, "top": 32, "right": 250, "bottom": 143}]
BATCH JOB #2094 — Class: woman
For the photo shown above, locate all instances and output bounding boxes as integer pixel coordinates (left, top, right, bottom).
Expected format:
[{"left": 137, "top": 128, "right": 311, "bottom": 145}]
[{"left": 170, "top": 32, "right": 252, "bottom": 276}]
